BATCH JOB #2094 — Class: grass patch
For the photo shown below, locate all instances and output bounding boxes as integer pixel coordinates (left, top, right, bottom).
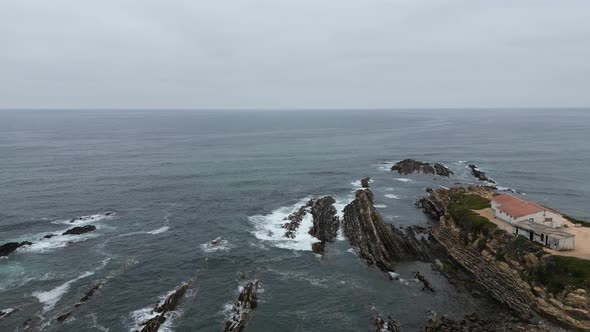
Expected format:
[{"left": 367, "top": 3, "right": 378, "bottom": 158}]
[
  {"left": 449, "top": 194, "right": 496, "bottom": 238},
  {"left": 529, "top": 256, "right": 590, "bottom": 294}
]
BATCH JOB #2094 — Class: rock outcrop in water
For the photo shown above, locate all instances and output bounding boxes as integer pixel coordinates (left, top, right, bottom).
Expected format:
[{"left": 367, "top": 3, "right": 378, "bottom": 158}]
[
  {"left": 343, "top": 189, "right": 411, "bottom": 271},
  {"left": 415, "top": 272, "right": 435, "bottom": 292},
  {"left": 62, "top": 225, "right": 96, "bottom": 236},
  {"left": 0, "top": 241, "right": 32, "bottom": 257},
  {"left": 282, "top": 200, "right": 313, "bottom": 238},
  {"left": 468, "top": 164, "right": 496, "bottom": 184},
  {"left": 361, "top": 177, "right": 371, "bottom": 188},
  {"left": 308, "top": 196, "right": 340, "bottom": 254},
  {"left": 57, "top": 282, "right": 104, "bottom": 322},
  {"left": 372, "top": 312, "right": 400, "bottom": 332},
  {"left": 138, "top": 281, "right": 191, "bottom": 332},
  {"left": 391, "top": 159, "right": 453, "bottom": 177},
  {"left": 223, "top": 281, "right": 259, "bottom": 332}
]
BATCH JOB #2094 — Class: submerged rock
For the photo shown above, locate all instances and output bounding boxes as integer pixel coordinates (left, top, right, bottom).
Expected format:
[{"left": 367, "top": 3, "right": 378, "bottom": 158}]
[
  {"left": 391, "top": 159, "right": 453, "bottom": 177},
  {"left": 468, "top": 164, "right": 496, "bottom": 184},
  {"left": 223, "top": 281, "right": 259, "bottom": 332},
  {"left": 138, "top": 281, "right": 191, "bottom": 332},
  {"left": 62, "top": 225, "right": 96, "bottom": 236},
  {"left": 42, "top": 234, "right": 57, "bottom": 239},
  {"left": 414, "top": 272, "right": 435, "bottom": 292},
  {"left": 57, "top": 282, "right": 104, "bottom": 322},
  {"left": 0, "top": 241, "right": 32, "bottom": 257}
]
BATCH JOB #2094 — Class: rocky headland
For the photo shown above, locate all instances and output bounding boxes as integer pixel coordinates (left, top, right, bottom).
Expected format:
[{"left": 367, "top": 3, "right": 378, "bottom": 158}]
[{"left": 418, "top": 185, "right": 590, "bottom": 330}]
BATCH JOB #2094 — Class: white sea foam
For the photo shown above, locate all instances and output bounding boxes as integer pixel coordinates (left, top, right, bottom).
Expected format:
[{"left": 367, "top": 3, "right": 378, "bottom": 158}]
[
  {"left": 374, "top": 204, "right": 387, "bottom": 208},
  {"left": 52, "top": 212, "right": 115, "bottom": 226},
  {"left": 19, "top": 233, "right": 98, "bottom": 254},
  {"left": 147, "top": 226, "right": 170, "bottom": 235},
  {"left": 394, "top": 178, "right": 412, "bottom": 183},
  {"left": 377, "top": 161, "right": 395, "bottom": 171},
  {"left": 200, "top": 236, "right": 230, "bottom": 253},
  {"left": 33, "top": 271, "right": 95, "bottom": 312},
  {"left": 384, "top": 194, "right": 400, "bottom": 199},
  {"left": 249, "top": 197, "right": 320, "bottom": 251},
  {"left": 129, "top": 286, "right": 188, "bottom": 332}
]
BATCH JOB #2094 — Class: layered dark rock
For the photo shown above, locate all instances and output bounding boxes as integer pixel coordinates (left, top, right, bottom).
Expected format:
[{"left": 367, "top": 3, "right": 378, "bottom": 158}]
[
  {"left": 57, "top": 282, "right": 104, "bottom": 322},
  {"left": 391, "top": 159, "right": 453, "bottom": 177},
  {"left": 468, "top": 164, "right": 496, "bottom": 184},
  {"left": 424, "top": 313, "right": 548, "bottom": 332},
  {"left": 373, "top": 313, "right": 400, "bottom": 332},
  {"left": 0, "top": 241, "right": 32, "bottom": 257},
  {"left": 223, "top": 281, "right": 259, "bottom": 332},
  {"left": 415, "top": 272, "right": 435, "bottom": 292},
  {"left": 343, "top": 189, "right": 411, "bottom": 271},
  {"left": 62, "top": 225, "right": 96, "bottom": 236},
  {"left": 308, "top": 196, "right": 340, "bottom": 254},
  {"left": 282, "top": 200, "right": 313, "bottom": 238},
  {"left": 138, "top": 281, "right": 191, "bottom": 332}
]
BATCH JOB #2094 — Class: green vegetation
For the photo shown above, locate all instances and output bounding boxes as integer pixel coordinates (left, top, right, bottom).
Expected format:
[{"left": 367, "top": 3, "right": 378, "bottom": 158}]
[
  {"left": 564, "top": 214, "right": 590, "bottom": 227},
  {"left": 449, "top": 194, "right": 496, "bottom": 238},
  {"left": 529, "top": 256, "right": 590, "bottom": 294}
]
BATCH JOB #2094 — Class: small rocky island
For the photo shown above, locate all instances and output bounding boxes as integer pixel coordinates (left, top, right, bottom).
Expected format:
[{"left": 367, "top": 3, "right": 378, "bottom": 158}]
[{"left": 391, "top": 159, "right": 453, "bottom": 177}]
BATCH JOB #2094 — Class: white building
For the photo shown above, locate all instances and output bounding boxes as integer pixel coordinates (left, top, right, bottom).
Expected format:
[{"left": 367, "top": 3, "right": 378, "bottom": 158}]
[{"left": 491, "top": 194, "right": 574, "bottom": 251}]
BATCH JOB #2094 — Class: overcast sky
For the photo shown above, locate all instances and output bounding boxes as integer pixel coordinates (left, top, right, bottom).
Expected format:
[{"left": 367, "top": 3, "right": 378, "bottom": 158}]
[{"left": 1, "top": 1, "right": 589, "bottom": 109}]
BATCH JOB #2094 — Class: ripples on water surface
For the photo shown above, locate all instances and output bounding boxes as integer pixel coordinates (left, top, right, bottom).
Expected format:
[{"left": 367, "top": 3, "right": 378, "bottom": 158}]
[{"left": 0, "top": 109, "right": 589, "bottom": 331}]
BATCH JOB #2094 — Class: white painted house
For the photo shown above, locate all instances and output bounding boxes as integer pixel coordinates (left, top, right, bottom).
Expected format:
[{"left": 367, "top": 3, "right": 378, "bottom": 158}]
[{"left": 491, "top": 194, "right": 574, "bottom": 251}]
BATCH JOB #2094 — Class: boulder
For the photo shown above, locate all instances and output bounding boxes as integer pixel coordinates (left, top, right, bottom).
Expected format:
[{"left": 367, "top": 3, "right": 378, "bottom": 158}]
[
  {"left": 361, "top": 177, "right": 371, "bottom": 188},
  {"left": 0, "top": 241, "right": 32, "bottom": 257},
  {"left": 391, "top": 159, "right": 453, "bottom": 177},
  {"left": 62, "top": 225, "right": 96, "bottom": 236}
]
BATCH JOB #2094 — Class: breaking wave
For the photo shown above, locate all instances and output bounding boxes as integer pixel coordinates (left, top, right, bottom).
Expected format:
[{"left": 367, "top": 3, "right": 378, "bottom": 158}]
[
  {"left": 394, "top": 178, "right": 412, "bottom": 183},
  {"left": 52, "top": 212, "right": 115, "bottom": 226},
  {"left": 384, "top": 194, "right": 400, "bottom": 199},
  {"left": 200, "top": 236, "right": 230, "bottom": 253},
  {"left": 32, "top": 271, "right": 95, "bottom": 312}
]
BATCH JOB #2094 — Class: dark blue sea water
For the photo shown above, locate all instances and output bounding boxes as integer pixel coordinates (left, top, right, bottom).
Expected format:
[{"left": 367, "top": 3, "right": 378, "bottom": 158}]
[{"left": 1, "top": 109, "right": 588, "bottom": 331}]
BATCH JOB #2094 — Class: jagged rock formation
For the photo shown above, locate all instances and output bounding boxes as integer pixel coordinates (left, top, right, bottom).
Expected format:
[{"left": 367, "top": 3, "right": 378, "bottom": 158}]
[
  {"left": 0, "top": 308, "right": 17, "bottom": 321},
  {"left": 282, "top": 200, "right": 313, "bottom": 238},
  {"left": 418, "top": 186, "right": 590, "bottom": 330},
  {"left": 415, "top": 272, "right": 435, "bottom": 292},
  {"left": 343, "top": 189, "right": 411, "bottom": 271},
  {"left": 424, "top": 313, "right": 548, "bottom": 332},
  {"left": 57, "top": 282, "right": 104, "bottom": 322},
  {"left": 361, "top": 177, "right": 371, "bottom": 188},
  {"left": 308, "top": 196, "right": 340, "bottom": 254},
  {"left": 0, "top": 241, "right": 32, "bottom": 257},
  {"left": 138, "top": 281, "right": 191, "bottom": 332},
  {"left": 223, "top": 281, "right": 259, "bottom": 332},
  {"left": 468, "top": 164, "right": 496, "bottom": 184},
  {"left": 391, "top": 159, "right": 453, "bottom": 177},
  {"left": 62, "top": 225, "right": 96, "bottom": 236},
  {"left": 373, "top": 313, "right": 400, "bottom": 332}
]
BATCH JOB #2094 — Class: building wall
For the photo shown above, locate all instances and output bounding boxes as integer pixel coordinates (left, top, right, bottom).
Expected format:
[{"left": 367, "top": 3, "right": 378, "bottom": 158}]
[{"left": 513, "top": 226, "right": 575, "bottom": 251}]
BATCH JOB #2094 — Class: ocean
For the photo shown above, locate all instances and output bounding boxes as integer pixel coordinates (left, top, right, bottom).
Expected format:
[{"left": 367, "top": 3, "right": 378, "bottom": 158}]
[{"left": 1, "top": 109, "right": 589, "bottom": 331}]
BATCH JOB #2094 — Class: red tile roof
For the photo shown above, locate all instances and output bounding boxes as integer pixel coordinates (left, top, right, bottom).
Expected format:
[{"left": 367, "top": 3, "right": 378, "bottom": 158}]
[{"left": 492, "top": 194, "right": 546, "bottom": 218}]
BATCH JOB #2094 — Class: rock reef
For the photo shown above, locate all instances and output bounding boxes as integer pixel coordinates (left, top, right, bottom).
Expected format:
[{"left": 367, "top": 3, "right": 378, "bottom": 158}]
[
  {"left": 391, "top": 159, "right": 453, "bottom": 177},
  {"left": 308, "top": 196, "right": 340, "bottom": 254},
  {"left": 223, "top": 281, "right": 259, "bottom": 332},
  {"left": 468, "top": 164, "right": 496, "bottom": 184},
  {"left": 57, "top": 282, "right": 104, "bottom": 322},
  {"left": 0, "top": 241, "right": 32, "bottom": 257},
  {"left": 62, "top": 225, "right": 96, "bottom": 236},
  {"left": 138, "top": 281, "right": 191, "bottom": 332},
  {"left": 282, "top": 200, "right": 313, "bottom": 238}
]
